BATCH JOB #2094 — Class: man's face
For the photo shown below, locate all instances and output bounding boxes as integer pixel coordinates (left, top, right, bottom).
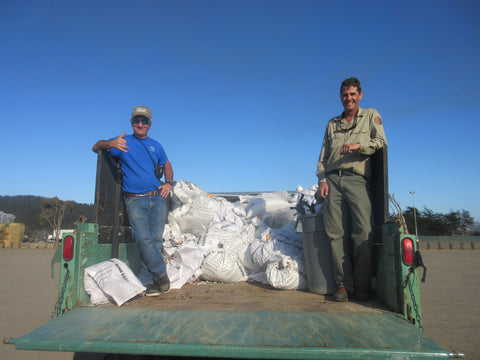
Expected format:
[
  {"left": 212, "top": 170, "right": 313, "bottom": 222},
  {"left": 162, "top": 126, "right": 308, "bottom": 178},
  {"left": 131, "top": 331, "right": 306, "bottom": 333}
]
[
  {"left": 341, "top": 86, "right": 363, "bottom": 113},
  {"left": 132, "top": 116, "right": 151, "bottom": 138}
]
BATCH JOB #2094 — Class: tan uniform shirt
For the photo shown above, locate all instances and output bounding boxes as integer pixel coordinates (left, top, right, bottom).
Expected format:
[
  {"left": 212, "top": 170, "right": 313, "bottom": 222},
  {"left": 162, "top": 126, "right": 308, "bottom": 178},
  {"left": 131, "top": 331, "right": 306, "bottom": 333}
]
[{"left": 316, "top": 107, "right": 387, "bottom": 183}]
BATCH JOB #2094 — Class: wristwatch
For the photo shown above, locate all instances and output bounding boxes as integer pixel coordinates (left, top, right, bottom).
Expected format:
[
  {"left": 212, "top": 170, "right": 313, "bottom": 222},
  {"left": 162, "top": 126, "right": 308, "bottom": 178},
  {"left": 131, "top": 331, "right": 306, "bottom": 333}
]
[{"left": 165, "top": 181, "right": 174, "bottom": 186}]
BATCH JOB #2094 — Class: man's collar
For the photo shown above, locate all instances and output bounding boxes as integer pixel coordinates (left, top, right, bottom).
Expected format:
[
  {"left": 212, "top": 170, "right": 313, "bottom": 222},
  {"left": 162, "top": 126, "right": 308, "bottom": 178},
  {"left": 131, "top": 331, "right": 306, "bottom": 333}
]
[{"left": 340, "top": 106, "right": 364, "bottom": 120}]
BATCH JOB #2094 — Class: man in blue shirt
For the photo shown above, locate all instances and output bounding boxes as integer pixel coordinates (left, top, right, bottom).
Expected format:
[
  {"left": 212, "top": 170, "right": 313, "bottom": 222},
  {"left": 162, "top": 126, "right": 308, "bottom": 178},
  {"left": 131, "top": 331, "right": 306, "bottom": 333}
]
[{"left": 92, "top": 106, "right": 174, "bottom": 296}]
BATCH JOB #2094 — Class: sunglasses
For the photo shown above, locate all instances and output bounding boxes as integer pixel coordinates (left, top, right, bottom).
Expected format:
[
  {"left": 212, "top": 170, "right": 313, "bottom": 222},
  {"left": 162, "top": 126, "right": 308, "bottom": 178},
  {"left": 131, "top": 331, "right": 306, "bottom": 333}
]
[{"left": 132, "top": 117, "right": 151, "bottom": 125}]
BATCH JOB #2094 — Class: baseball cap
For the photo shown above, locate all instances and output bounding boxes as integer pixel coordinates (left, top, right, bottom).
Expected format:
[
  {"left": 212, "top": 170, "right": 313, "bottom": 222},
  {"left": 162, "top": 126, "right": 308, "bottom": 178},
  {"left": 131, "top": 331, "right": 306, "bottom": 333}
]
[{"left": 130, "top": 106, "right": 152, "bottom": 123}]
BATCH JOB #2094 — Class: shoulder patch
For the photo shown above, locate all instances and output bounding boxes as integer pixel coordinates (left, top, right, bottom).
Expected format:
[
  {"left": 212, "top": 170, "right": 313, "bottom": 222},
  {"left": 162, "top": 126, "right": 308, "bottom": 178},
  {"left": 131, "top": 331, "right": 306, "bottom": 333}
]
[{"left": 374, "top": 116, "right": 383, "bottom": 125}]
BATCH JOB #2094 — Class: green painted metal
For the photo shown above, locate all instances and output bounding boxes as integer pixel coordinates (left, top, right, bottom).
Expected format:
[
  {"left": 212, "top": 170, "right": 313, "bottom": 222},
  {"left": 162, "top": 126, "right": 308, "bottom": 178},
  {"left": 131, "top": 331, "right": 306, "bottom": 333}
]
[
  {"left": 54, "top": 222, "right": 142, "bottom": 315},
  {"left": 55, "top": 222, "right": 100, "bottom": 314},
  {"left": 374, "top": 220, "right": 424, "bottom": 329},
  {"left": 10, "top": 307, "right": 454, "bottom": 359},
  {"left": 36, "top": 218, "right": 439, "bottom": 358},
  {"left": 399, "top": 233, "right": 423, "bottom": 328},
  {"left": 376, "top": 222, "right": 402, "bottom": 312}
]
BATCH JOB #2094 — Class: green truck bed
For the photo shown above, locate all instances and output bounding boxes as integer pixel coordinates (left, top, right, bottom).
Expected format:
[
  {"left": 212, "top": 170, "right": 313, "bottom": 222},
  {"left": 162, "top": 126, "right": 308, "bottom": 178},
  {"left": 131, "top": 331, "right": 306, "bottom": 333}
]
[{"left": 9, "top": 281, "right": 452, "bottom": 359}]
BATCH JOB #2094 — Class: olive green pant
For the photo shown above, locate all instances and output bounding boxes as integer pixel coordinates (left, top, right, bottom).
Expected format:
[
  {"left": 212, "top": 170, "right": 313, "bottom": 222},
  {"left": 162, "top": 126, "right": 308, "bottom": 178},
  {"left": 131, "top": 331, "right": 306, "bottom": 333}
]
[{"left": 323, "top": 173, "right": 373, "bottom": 292}]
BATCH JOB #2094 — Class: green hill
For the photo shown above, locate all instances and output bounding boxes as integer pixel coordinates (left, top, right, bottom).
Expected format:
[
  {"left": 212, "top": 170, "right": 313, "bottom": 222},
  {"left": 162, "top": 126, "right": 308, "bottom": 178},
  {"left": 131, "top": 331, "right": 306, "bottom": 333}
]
[{"left": 0, "top": 195, "right": 95, "bottom": 239}]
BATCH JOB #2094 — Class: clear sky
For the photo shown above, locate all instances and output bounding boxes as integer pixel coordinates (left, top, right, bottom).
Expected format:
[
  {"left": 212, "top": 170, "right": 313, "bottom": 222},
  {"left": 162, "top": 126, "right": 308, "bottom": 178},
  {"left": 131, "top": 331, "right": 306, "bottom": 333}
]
[{"left": 1, "top": 0, "right": 479, "bottom": 221}]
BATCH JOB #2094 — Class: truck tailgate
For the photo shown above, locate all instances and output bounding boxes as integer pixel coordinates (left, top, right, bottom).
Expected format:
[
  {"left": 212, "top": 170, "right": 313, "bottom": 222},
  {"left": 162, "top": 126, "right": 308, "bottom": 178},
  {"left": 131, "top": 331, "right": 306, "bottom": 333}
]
[{"left": 9, "top": 305, "right": 452, "bottom": 359}]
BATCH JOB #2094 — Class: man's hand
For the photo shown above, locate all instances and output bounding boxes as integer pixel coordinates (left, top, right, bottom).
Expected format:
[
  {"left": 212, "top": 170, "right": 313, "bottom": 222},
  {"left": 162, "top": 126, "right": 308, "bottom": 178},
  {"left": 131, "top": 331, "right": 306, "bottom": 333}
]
[
  {"left": 158, "top": 183, "right": 172, "bottom": 198},
  {"left": 93, "top": 132, "right": 130, "bottom": 153},
  {"left": 340, "top": 142, "right": 360, "bottom": 155},
  {"left": 111, "top": 132, "right": 129, "bottom": 153},
  {"left": 316, "top": 182, "right": 329, "bottom": 199}
]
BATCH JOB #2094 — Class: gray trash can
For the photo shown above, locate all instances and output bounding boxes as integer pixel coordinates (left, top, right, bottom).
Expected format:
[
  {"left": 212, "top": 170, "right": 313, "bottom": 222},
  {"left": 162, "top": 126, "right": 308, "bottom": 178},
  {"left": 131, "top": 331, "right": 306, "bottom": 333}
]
[{"left": 296, "top": 213, "right": 337, "bottom": 295}]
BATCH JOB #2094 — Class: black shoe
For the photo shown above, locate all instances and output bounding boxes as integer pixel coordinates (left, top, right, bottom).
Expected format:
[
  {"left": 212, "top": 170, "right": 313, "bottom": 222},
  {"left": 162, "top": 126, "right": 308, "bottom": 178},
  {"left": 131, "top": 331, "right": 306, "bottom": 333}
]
[
  {"left": 154, "top": 273, "right": 171, "bottom": 293},
  {"left": 333, "top": 287, "right": 349, "bottom": 302},
  {"left": 354, "top": 286, "right": 370, "bottom": 302},
  {"left": 145, "top": 284, "right": 160, "bottom": 297}
]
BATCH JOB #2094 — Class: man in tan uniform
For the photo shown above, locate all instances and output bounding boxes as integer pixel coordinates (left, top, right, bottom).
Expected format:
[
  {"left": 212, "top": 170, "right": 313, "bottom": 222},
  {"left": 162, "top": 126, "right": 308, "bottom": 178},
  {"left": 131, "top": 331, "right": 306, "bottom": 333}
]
[{"left": 316, "top": 78, "right": 387, "bottom": 302}]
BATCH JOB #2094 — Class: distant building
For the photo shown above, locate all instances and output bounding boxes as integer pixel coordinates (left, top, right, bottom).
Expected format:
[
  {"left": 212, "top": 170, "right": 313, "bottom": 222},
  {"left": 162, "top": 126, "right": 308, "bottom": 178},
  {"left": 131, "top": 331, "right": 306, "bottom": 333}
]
[
  {"left": 471, "top": 221, "right": 480, "bottom": 232},
  {"left": 48, "top": 229, "right": 75, "bottom": 242},
  {"left": 0, "top": 211, "right": 16, "bottom": 224}
]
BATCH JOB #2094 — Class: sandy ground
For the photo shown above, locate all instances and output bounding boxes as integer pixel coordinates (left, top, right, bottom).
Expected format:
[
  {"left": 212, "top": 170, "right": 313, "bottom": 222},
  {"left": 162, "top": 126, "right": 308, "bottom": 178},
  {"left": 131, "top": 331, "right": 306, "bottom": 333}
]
[
  {"left": 0, "top": 249, "right": 72, "bottom": 360},
  {"left": 419, "top": 250, "right": 480, "bottom": 359},
  {"left": 1, "top": 248, "right": 479, "bottom": 360}
]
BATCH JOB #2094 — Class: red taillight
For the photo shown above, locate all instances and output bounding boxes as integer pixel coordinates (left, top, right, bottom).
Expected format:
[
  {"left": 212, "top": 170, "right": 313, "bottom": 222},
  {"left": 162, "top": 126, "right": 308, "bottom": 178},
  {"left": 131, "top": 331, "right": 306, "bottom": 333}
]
[
  {"left": 402, "top": 237, "right": 415, "bottom": 266},
  {"left": 63, "top": 235, "right": 74, "bottom": 261}
]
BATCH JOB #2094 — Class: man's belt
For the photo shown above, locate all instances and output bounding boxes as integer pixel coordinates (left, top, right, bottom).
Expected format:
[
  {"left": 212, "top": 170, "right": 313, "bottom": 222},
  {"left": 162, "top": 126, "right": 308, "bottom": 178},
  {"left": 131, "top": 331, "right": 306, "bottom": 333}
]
[
  {"left": 328, "top": 169, "right": 359, "bottom": 177},
  {"left": 125, "top": 189, "right": 160, "bottom": 198}
]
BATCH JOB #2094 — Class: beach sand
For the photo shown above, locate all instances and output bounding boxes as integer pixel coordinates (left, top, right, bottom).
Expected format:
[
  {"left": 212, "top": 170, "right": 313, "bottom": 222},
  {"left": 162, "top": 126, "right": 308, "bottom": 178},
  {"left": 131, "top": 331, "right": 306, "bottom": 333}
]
[{"left": 1, "top": 248, "right": 479, "bottom": 360}]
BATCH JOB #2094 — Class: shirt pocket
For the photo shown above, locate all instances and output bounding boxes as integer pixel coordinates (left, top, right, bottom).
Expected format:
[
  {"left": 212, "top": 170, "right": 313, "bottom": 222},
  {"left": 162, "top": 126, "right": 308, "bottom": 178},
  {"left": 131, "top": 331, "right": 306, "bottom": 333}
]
[
  {"left": 329, "top": 129, "right": 344, "bottom": 142},
  {"left": 328, "top": 130, "right": 345, "bottom": 155},
  {"left": 349, "top": 128, "right": 369, "bottom": 143}
]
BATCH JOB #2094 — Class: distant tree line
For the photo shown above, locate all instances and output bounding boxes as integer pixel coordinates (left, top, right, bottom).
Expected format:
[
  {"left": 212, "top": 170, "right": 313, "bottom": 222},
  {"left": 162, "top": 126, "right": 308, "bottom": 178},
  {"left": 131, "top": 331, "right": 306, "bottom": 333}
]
[
  {"left": 0, "top": 195, "right": 95, "bottom": 239},
  {"left": 1, "top": 195, "right": 478, "bottom": 239},
  {"left": 403, "top": 207, "right": 477, "bottom": 236}
]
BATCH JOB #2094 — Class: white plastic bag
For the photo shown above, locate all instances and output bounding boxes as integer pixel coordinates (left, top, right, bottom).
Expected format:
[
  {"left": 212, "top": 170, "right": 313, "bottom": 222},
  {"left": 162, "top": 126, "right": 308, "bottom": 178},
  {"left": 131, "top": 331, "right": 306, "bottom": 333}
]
[
  {"left": 265, "top": 255, "right": 307, "bottom": 290},
  {"left": 200, "top": 250, "right": 247, "bottom": 283},
  {"left": 84, "top": 258, "right": 146, "bottom": 306},
  {"left": 169, "top": 180, "right": 227, "bottom": 237},
  {"left": 296, "top": 185, "right": 323, "bottom": 215},
  {"left": 249, "top": 237, "right": 278, "bottom": 269},
  {"left": 163, "top": 234, "right": 206, "bottom": 289},
  {"left": 246, "top": 191, "right": 292, "bottom": 218}
]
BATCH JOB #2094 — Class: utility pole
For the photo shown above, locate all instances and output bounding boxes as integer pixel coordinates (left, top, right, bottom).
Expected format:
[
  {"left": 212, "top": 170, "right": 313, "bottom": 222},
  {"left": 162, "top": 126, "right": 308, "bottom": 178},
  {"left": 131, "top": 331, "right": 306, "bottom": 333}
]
[{"left": 410, "top": 191, "right": 419, "bottom": 240}]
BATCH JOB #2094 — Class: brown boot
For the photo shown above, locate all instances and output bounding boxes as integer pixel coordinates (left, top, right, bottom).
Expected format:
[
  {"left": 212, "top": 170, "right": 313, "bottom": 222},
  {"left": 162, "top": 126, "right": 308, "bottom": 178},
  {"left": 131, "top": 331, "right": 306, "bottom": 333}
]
[{"left": 333, "top": 287, "right": 349, "bottom": 302}]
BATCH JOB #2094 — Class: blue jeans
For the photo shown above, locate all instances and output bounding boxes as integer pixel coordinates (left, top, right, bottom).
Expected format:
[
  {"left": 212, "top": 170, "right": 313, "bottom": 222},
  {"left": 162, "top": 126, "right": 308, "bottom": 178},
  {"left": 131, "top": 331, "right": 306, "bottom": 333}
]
[{"left": 125, "top": 194, "right": 168, "bottom": 285}]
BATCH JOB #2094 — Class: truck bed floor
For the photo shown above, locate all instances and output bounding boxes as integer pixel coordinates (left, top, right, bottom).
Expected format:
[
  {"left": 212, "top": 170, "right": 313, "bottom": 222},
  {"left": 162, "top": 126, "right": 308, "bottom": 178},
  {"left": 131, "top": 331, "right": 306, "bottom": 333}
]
[{"left": 119, "top": 281, "right": 384, "bottom": 313}]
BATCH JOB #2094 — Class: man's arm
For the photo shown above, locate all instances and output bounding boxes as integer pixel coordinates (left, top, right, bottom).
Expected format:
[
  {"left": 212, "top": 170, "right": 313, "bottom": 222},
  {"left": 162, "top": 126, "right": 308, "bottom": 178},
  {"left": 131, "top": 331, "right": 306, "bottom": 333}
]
[
  {"left": 158, "top": 160, "right": 174, "bottom": 198},
  {"left": 358, "top": 111, "right": 387, "bottom": 155},
  {"left": 163, "top": 160, "right": 173, "bottom": 183},
  {"left": 92, "top": 132, "right": 129, "bottom": 153},
  {"left": 339, "top": 111, "right": 387, "bottom": 156},
  {"left": 316, "top": 128, "right": 330, "bottom": 199}
]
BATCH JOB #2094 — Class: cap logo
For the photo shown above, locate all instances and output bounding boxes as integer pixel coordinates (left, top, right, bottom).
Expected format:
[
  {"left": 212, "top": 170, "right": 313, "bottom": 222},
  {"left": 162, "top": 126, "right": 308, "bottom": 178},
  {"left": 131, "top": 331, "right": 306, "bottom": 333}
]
[{"left": 131, "top": 106, "right": 152, "bottom": 122}]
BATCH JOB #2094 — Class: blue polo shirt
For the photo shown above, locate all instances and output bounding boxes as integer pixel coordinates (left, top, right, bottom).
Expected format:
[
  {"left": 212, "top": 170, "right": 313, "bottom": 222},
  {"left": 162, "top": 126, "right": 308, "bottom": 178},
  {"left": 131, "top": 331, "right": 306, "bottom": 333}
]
[{"left": 110, "top": 135, "right": 168, "bottom": 194}]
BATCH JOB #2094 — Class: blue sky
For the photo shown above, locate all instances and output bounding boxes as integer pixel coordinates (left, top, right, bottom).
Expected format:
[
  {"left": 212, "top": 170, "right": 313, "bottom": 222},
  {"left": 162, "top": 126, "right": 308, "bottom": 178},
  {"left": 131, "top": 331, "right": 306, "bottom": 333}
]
[{"left": 1, "top": 0, "right": 479, "bottom": 221}]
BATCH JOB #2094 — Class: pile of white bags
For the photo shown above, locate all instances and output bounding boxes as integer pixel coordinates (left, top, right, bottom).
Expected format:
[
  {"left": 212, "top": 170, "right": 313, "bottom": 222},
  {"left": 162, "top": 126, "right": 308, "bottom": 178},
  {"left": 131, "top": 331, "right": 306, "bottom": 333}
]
[
  {"left": 84, "top": 182, "right": 322, "bottom": 306},
  {"left": 162, "top": 181, "right": 321, "bottom": 290}
]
